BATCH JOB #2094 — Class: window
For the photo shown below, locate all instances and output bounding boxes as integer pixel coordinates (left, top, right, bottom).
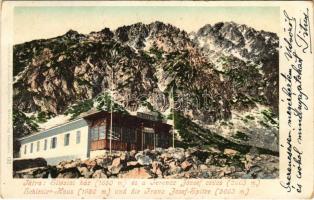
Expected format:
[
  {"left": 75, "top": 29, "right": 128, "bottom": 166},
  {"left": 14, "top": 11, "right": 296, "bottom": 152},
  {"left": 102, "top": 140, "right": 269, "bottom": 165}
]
[
  {"left": 112, "top": 126, "right": 120, "bottom": 140},
  {"left": 76, "top": 131, "right": 81, "bottom": 144},
  {"left": 64, "top": 133, "right": 70, "bottom": 146},
  {"left": 51, "top": 137, "right": 57, "bottom": 149},
  {"left": 144, "top": 133, "right": 154, "bottom": 146},
  {"left": 37, "top": 141, "right": 40, "bottom": 152},
  {"left": 91, "top": 127, "right": 98, "bottom": 141},
  {"left": 99, "top": 126, "right": 106, "bottom": 139},
  {"left": 155, "top": 134, "right": 158, "bottom": 147},
  {"left": 30, "top": 143, "right": 33, "bottom": 153},
  {"left": 122, "top": 127, "right": 136, "bottom": 143},
  {"left": 24, "top": 145, "right": 27, "bottom": 155},
  {"left": 91, "top": 125, "right": 109, "bottom": 141},
  {"left": 44, "top": 139, "right": 47, "bottom": 150}
]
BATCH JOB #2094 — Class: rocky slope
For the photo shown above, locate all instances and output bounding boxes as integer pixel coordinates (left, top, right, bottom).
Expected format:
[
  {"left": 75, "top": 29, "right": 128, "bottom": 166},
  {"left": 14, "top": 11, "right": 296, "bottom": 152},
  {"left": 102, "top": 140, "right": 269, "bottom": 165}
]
[
  {"left": 13, "top": 147, "right": 279, "bottom": 179},
  {"left": 13, "top": 21, "right": 279, "bottom": 154}
]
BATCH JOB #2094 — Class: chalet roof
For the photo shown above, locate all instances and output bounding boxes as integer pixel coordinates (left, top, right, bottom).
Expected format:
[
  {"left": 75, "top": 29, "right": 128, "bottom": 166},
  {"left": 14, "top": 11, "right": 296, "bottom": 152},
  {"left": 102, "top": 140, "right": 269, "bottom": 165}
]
[{"left": 82, "top": 110, "right": 171, "bottom": 127}]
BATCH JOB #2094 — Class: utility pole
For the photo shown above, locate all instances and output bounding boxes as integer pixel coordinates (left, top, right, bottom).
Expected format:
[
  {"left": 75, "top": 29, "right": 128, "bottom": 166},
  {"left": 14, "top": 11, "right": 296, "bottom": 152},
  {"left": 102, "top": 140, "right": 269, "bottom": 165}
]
[
  {"left": 141, "top": 122, "right": 144, "bottom": 151},
  {"left": 110, "top": 69, "right": 113, "bottom": 154},
  {"left": 153, "top": 123, "right": 156, "bottom": 150},
  {"left": 172, "top": 86, "right": 175, "bottom": 148},
  {"left": 108, "top": 48, "right": 118, "bottom": 155}
]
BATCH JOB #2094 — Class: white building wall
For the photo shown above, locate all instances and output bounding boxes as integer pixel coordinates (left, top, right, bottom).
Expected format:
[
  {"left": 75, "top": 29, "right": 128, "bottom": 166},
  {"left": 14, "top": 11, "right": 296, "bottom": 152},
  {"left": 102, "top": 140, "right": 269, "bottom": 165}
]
[{"left": 19, "top": 125, "right": 90, "bottom": 164}]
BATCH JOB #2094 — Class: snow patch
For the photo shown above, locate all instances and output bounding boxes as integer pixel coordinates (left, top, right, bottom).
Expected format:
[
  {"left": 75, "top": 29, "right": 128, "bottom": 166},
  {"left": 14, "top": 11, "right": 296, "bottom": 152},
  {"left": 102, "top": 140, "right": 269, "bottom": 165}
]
[
  {"left": 143, "top": 38, "right": 153, "bottom": 51},
  {"left": 24, "top": 112, "right": 36, "bottom": 118},
  {"left": 13, "top": 65, "right": 30, "bottom": 84}
]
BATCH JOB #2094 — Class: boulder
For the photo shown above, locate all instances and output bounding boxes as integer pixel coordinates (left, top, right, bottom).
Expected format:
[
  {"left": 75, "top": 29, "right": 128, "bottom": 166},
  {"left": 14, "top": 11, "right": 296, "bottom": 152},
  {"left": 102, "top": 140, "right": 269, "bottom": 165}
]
[
  {"left": 64, "top": 161, "right": 78, "bottom": 169},
  {"left": 100, "top": 157, "right": 113, "bottom": 168},
  {"left": 129, "top": 150, "right": 137, "bottom": 158},
  {"left": 205, "top": 158, "right": 212, "bottom": 165},
  {"left": 108, "top": 165, "right": 122, "bottom": 175},
  {"left": 144, "top": 149, "right": 151, "bottom": 155},
  {"left": 154, "top": 148, "right": 164, "bottom": 154},
  {"left": 83, "top": 160, "right": 97, "bottom": 169},
  {"left": 173, "top": 152, "right": 185, "bottom": 162},
  {"left": 181, "top": 160, "right": 192, "bottom": 171},
  {"left": 169, "top": 161, "right": 182, "bottom": 174},
  {"left": 184, "top": 151, "right": 191, "bottom": 158},
  {"left": 14, "top": 167, "right": 49, "bottom": 178},
  {"left": 136, "top": 155, "right": 152, "bottom": 166},
  {"left": 191, "top": 150, "right": 210, "bottom": 162},
  {"left": 168, "top": 147, "right": 184, "bottom": 154},
  {"left": 119, "top": 167, "right": 152, "bottom": 179},
  {"left": 22, "top": 173, "right": 36, "bottom": 178},
  {"left": 151, "top": 161, "right": 163, "bottom": 177},
  {"left": 78, "top": 167, "right": 93, "bottom": 178},
  {"left": 198, "top": 164, "right": 208, "bottom": 171},
  {"left": 92, "top": 169, "right": 107, "bottom": 178},
  {"left": 108, "top": 158, "right": 124, "bottom": 174},
  {"left": 112, "top": 158, "right": 122, "bottom": 167},
  {"left": 96, "top": 158, "right": 104, "bottom": 166},
  {"left": 48, "top": 166, "right": 58, "bottom": 178},
  {"left": 33, "top": 167, "right": 50, "bottom": 178},
  {"left": 223, "top": 149, "right": 239, "bottom": 156},
  {"left": 57, "top": 167, "right": 81, "bottom": 178},
  {"left": 208, "top": 147, "right": 222, "bottom": 154},
  {"left": 199, "top": 171, "right": 211, "bottom": 178},
  {"left": 222, "top": 166, "right": 236, "bottom": 175},
  {"left": 135, "top": 152, "right": 143, "bottom": 160},
  {"left": 13, "top": 158, "right": 47, "bottom": 171},
  {"left": 126, "top": 161, "right": 140, "bottom": 169},
  {"left": 120, "top": 152, "right": 128, "bottom": 161},
  {"left": 160, "top": 153, "right": 172, "bottom": 161},
  {"left": 91, "top": 164, "right": 103, "bottom": 172}
]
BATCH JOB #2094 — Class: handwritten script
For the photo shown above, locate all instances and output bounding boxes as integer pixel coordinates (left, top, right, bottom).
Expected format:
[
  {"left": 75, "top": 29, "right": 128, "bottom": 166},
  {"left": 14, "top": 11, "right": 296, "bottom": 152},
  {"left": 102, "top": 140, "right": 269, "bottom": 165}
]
[{"left": 280, "top": 8, "right": 311, "bottom": 193}]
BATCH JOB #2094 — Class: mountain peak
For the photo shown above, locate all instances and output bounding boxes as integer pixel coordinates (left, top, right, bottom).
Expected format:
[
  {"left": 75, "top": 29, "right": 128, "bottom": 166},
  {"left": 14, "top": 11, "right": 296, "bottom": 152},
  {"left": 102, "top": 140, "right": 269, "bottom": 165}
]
[
  {"left": 65, "top": 29, "right": 79, "bottom": 37},
  {"left": 13, "top": 20, "right": 279, "bottom": 155}
]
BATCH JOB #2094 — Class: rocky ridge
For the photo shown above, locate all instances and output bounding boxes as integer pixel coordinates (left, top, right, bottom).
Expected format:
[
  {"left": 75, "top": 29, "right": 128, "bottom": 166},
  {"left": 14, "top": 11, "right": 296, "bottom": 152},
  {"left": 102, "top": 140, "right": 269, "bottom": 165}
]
[{"left": 13, "top": 21, "right": 279, "bottom": 154}]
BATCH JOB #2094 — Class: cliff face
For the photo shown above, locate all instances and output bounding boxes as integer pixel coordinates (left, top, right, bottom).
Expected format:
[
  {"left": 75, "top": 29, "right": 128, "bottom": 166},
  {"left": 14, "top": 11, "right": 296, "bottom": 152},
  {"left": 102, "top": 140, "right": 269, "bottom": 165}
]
[{"left": 13, "top": 21, "right": 279, "bottom": 153}]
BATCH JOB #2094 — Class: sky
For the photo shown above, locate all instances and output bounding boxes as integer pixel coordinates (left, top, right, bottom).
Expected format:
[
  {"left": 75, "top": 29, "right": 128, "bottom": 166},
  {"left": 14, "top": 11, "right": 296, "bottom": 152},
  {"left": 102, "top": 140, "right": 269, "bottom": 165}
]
[{"left": 14, "top": 6, "right": 279, "bottom": 44}]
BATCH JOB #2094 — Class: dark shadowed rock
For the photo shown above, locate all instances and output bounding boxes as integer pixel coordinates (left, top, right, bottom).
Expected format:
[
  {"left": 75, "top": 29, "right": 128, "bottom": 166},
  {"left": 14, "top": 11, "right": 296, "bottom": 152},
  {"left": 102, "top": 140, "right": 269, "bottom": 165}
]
[
  {"left": 14, "top": 167, "right": 50, "bottom": 178},
  {"left": 92, "top": 169, "right": 107, "bottom": 178},
  {"left": 13, "top": 158, "right": 47, "bottom": 171},
  {"left": 78, "top": 167, "right": 93, "bottom": 178},
  {"left": 191, "top": 150, "right": 210, "bottom": 162},
  {"left": 151, "top": 161, "right": 163, "bottom": 177},
  {"left": 126, "top": 161, "right": 140, "bottom": 170},
  {"left": 99, "top": 157, "right": 113, "bottom": 169},
  {"left": 33, "top": 167, "right": 50, "bottom": 178},
  {"left": 57, "top": 167, "right": 81, "bottom": 178}
]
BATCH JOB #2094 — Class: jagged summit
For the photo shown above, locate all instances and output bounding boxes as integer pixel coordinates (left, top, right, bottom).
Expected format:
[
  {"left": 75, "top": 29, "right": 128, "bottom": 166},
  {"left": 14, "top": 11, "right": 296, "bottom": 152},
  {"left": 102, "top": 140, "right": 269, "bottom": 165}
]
[
  {"left": 13, "top": 21, "right": 279, "bottom": 153},
  {"left": 64, "top": 29, "right": 79, "bottom": 36}
]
